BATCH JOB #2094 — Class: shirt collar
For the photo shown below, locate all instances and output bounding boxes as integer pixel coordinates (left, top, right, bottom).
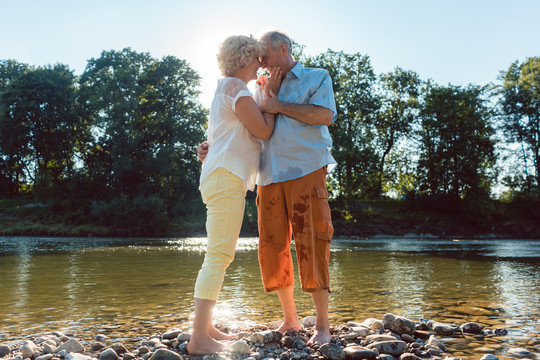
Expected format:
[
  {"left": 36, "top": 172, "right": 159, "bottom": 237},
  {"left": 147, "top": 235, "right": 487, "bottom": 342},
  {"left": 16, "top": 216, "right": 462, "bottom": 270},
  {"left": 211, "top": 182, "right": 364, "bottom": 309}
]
[{"left": 288, "top": 61, "right": 303, "bottom": 79}]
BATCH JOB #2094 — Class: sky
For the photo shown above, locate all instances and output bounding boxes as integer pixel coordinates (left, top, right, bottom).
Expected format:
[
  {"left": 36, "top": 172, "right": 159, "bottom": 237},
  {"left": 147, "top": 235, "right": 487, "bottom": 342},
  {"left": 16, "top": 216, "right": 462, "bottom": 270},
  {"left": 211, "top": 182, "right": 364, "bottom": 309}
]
[{"left": 1, "top": 0, "right": 539, "bottom": 107}]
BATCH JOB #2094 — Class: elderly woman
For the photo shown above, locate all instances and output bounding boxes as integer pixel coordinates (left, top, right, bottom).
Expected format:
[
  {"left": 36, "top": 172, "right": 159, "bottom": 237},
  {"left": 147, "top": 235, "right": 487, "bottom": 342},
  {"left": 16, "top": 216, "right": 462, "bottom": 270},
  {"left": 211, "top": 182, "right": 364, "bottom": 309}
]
[{"left": 187, "top": 35, "right": 281, "bottom": 355}]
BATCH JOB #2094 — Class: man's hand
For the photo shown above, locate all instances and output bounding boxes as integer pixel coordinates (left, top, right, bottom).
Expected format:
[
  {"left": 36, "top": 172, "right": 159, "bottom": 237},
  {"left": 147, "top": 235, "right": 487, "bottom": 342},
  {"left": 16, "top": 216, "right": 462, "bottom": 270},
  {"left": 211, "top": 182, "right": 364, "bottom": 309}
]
[
  {"left": 260, "top": 90, "right": 281, "bottom": 114},
  {"left": 196, "top": 141, "right": 209, "bottom": 162},
  {"left": 265, "top": 67, "right": 282, "bottom": 98}
]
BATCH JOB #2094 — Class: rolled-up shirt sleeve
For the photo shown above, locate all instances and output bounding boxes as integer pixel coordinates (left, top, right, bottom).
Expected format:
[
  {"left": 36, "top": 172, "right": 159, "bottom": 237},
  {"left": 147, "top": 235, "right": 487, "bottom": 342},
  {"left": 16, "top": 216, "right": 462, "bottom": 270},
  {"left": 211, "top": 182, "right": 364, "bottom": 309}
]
[{"left": 309, "top": 72, "right": 337, "bottom": 123}]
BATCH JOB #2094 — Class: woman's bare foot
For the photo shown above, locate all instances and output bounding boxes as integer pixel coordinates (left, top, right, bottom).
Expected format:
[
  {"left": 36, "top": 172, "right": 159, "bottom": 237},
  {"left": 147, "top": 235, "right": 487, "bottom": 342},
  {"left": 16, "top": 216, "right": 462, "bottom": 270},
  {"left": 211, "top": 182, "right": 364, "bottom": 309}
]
[
  {"left": 209, "top": 325, "right": 235, "bottom": 340},
  {"left": 187, "top": 335, "right": 225, "bottom": 355},
  {"left": 277, "top": 320, "right": 302, "bottom": 334},
  {"left": 307, "top": 329, "right": 331, "bottom": 345}
]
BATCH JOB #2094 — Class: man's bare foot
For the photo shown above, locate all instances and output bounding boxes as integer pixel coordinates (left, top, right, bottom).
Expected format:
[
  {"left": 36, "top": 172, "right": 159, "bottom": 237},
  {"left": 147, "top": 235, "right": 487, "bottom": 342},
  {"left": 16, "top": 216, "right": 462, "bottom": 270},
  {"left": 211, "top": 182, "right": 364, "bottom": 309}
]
[
  {"left": 187, "top": 335, "right": 226, "bottom": 355},
  {"left": 307, "top": 329, "right": 331, "bottom": 345},
  {"left": 277, "top": 320, "right": 302, "bottom": 333},
  {"left": 209, "top": 325, "right": 235, "bottom": 340}
]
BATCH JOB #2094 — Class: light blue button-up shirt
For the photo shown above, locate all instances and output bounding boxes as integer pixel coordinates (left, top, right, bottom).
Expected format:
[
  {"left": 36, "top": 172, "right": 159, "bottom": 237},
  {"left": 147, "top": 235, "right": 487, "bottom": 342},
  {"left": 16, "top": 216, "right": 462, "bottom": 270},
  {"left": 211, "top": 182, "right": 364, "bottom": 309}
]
[{"left": 255, "top": 62, "right": 337, "bottom": 186}]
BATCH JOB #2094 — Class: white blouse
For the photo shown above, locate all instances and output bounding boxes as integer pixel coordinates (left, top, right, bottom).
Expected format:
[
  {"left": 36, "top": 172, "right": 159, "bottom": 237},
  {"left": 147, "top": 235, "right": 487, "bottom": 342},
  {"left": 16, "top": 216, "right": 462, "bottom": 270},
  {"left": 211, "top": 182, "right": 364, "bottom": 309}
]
[{"left": 199, "top": 77, "right": 262, "bottom": 191}]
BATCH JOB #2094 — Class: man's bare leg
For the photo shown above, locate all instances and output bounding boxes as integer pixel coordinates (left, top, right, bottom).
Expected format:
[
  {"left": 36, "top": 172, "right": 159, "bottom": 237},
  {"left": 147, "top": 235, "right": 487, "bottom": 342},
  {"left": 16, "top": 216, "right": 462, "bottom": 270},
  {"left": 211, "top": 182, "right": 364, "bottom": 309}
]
[
  {"left": 276, "top": 285, "right": 302, "bottom": 333},
  {"left": 187, "top": 298, "right": 226, "bottom": 354},
  {"left": 307, "top": 289, "right": 331, "bottom": 345}
]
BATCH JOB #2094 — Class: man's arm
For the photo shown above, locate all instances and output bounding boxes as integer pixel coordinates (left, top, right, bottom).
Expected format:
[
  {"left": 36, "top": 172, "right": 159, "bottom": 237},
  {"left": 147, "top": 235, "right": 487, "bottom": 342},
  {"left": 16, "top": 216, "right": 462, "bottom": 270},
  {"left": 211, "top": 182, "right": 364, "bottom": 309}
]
[{"left": 260, "top": 91, "right": 333, "bottom": 126}]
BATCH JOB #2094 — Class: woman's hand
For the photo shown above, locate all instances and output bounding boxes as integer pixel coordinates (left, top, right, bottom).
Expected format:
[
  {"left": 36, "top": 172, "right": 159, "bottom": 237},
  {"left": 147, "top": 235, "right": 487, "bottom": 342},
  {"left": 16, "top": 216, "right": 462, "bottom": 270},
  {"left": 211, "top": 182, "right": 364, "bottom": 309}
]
[
  {"left": 196, "top": 141, "right": 209, "bottom": 162},
  {"left": 260, "top": 90, "right": 281, "bottom": 115}
]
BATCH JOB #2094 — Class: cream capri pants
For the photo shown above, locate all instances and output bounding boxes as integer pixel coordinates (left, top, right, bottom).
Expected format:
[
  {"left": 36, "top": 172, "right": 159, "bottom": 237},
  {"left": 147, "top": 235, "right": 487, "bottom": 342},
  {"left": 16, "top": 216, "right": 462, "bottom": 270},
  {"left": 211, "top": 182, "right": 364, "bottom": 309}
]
[{"left": 194, "top": 167, "right": 247, "bottom": 300}]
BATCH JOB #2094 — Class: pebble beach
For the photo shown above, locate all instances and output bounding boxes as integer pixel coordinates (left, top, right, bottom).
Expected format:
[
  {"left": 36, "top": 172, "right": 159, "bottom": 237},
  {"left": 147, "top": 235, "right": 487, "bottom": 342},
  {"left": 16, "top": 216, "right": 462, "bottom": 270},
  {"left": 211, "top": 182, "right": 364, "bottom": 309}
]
[{"left": 1, "top": 313, "right": 538, "bottom": 360}]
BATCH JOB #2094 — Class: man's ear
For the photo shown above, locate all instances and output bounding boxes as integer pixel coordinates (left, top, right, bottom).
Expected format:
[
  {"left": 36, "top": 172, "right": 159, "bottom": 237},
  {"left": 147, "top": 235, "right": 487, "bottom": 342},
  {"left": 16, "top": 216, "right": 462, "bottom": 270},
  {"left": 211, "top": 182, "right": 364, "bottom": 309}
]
[{"left": 280, "top": 43, "right": 288, "bottom": 55}]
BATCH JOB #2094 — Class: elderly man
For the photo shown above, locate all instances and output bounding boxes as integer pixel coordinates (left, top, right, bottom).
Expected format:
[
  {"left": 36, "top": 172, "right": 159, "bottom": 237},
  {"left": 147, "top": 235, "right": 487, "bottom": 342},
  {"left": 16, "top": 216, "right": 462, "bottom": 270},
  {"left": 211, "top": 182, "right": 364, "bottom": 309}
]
[{"left": 198, "top": 30, "right": 336, "bottom": 345}]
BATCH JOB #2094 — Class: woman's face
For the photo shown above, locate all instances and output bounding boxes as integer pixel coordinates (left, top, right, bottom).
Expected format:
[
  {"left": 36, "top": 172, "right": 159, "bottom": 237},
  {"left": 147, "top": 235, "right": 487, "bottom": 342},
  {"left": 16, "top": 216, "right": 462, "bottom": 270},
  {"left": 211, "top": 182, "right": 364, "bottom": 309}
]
[{"left": 247, "top": 56, "right": 261, "bottom": 80}]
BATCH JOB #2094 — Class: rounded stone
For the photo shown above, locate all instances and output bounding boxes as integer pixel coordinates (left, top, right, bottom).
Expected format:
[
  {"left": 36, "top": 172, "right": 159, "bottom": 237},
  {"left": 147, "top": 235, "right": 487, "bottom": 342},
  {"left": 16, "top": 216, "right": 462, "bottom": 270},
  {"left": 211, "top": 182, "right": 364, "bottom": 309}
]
[
  {"left": 507, "top": 347, "right": 531, "bottom": 357},
  {"left": 162, "top": 329, "right": 182, "bottom": 341},
  {"left": 21, "top": 341, "right": 38, "bottom": 359},
  {"left": 109, "top": 344, "right": 127, "bottom": 355},
  {"left": 343, "top": 346, "right": 377, "bottom": 360},
  {"left": 399, "top": 353, "right": 420, "bottom": 360},
  {"left": 137, "top": 347, "right": 150, "bottom": 355},
  {"left": 427, "top": 335, "right": 447, "bottom": 351},
  {"left": 319, "top": 343, "right": 344, "bottom": 360},
  {"left": 460, "top": 322, "right": 482, "bottom": 334},
  {"left": 43, "top": 343, "right": 56, "bottom": 354},
  {"left": 65, "top": 354, "right": 91, "bottom": 360},
  {"left": 36, "top": 354, "right": 54, "bottom": 360},
  {"left": 148, "top": 349, "right": 182, "bottom": 360},
  {"left": 231, "top": 340, "right": 251, "bottom": 354},
  {"left": 479, "top": 355, "right": 500, "bottom": 360},
  {"left": 427, "top": 321, "right": 456, "bottom": 336},
  {"left": 148, "top": 338, "right": 160, "bottom": 347},
  {"left": 57, "top": 349, "right": 69, "bottom": 358},
  {"left": 98, "top": 348, "right": 118, "bottom": 360},
  {"left": 56, "top": 339, "right": 85, "bottom": 354},
  {"left": 0, "top": 344, "right": 10, "bottom": 358},
  {"left": 382, "top": 314, "right": 416, "bottom": 336},
  {"left": 302, "top": 316, "right": 317, "bottom": 327},
  {"left": 365, "top": 335, "right": 397, "bottom": 343},
  {"left": 90, "top": 343, "right": 106, "bottom": 352},
  {"left": 400, "top": 334, "right": 415, "bottom": 343},
  {"left": 176, "top": 333, "right": 191, "bottom": 343},
  {"left": 366, "top": 340, "right": 406, "bottom": 357}
]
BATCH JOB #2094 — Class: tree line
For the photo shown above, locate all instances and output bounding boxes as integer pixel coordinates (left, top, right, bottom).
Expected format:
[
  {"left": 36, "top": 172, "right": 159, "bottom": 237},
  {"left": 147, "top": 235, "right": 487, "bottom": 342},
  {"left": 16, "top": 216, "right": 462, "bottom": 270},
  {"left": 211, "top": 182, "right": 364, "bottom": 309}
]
[{"left": 0, "top": 47, "right": 538, "bottom": 234}]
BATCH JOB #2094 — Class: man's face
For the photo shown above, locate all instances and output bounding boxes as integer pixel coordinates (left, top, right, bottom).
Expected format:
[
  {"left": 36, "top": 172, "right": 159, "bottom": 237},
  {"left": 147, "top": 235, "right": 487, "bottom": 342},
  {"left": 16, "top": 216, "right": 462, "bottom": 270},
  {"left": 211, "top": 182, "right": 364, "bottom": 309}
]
[{"left": 259, "top": 37, "right": 282, "bottom": 70}]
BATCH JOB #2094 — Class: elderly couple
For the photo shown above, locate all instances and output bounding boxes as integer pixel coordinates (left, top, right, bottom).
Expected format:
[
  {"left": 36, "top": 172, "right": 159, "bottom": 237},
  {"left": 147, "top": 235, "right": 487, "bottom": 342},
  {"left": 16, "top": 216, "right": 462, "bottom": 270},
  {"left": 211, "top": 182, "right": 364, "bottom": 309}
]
[{"left": 187, "top": 30, "right": 336, "bottom": 355}]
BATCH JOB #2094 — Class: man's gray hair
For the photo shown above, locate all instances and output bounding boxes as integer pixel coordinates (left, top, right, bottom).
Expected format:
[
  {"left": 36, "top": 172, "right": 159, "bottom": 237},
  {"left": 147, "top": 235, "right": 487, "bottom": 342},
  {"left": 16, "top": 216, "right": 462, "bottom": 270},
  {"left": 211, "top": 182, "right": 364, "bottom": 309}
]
[{"left": 261, "top": 31, "right": 292, "bottom": 54}]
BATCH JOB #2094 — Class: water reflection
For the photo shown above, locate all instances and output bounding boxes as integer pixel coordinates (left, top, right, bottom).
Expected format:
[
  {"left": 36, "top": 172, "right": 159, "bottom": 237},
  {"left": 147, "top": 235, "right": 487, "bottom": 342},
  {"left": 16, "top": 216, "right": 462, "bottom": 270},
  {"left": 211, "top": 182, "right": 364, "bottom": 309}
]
[
  {"left": 492, "top": 261, "right": 540, "bottom": 329},
  {"left": 0, "top": 236, "right": 538, "bottom": 356}
]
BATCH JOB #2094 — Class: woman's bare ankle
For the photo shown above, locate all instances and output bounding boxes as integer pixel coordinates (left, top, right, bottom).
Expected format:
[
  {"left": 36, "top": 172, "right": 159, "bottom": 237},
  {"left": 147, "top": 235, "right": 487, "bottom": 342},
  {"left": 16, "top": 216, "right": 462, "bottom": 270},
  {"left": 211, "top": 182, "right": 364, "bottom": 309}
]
[
  {"left": 277, "top": 320, "right": 302, "bottom": 333},
  {"left": 187, "top": 335, "right": 225, "bottom": 355}
]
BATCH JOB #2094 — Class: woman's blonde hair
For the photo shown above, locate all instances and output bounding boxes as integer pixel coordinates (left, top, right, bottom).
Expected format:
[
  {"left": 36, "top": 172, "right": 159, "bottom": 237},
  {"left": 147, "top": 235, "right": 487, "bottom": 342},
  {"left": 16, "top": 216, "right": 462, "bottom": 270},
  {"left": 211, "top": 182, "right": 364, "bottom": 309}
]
[{"left": 217, "top": 35, "right": 266, "bottom": 76}]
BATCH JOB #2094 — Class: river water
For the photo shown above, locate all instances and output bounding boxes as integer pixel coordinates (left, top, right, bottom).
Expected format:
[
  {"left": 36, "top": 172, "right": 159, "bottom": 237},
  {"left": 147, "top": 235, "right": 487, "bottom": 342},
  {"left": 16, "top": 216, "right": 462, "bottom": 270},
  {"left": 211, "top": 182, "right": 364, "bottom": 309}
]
[{"left": 0, "top": 236, "right": 539, "bottom": 358}]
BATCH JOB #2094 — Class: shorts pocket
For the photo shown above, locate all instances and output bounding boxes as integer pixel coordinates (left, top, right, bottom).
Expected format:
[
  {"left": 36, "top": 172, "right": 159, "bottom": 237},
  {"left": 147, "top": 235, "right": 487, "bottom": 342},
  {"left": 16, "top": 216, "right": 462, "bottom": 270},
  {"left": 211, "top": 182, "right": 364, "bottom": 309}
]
[
  {"left": 316, "top": 187, "right": 330, "bottom": 199},
  {"left": 316, "top": 231, "right": 332, "bottom": 242},
  {"left": 314, "top": 186, "right": 333, "bottom": 242}
]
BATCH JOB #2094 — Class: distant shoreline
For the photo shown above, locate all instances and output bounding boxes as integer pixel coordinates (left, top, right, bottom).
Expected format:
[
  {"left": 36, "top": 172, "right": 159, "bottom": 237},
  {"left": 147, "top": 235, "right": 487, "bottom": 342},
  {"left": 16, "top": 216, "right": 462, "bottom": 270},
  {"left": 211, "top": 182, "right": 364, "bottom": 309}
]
[{"left": 2, "top": 198, "right": 539, "bottom": 239}]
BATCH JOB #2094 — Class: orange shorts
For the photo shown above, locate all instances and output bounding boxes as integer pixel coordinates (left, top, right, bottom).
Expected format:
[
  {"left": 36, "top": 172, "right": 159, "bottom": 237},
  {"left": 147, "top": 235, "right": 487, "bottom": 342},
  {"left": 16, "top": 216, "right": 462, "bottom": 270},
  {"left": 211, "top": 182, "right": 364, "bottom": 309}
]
[{"left": 256, "top": 167, "right": 333, "bottom": 293}]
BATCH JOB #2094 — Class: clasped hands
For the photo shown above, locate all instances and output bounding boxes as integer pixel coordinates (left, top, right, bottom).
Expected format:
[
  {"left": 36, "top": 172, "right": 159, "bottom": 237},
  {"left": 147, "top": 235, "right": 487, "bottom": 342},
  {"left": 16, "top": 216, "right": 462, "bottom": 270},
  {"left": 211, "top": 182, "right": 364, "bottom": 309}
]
[{"left": 259, "top": 66, "right": 282, "bottom": 114}]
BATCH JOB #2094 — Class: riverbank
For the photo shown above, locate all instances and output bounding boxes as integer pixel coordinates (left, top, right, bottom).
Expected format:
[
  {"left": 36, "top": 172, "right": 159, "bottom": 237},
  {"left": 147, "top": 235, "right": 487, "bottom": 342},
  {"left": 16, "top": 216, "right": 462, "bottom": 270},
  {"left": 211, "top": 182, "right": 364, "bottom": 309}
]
[
  {"left": 1, "top": 313, "right": 537, "bottom": 360},
  {"left": 1, "top": 198, "right": 539, "bottom": 239}
]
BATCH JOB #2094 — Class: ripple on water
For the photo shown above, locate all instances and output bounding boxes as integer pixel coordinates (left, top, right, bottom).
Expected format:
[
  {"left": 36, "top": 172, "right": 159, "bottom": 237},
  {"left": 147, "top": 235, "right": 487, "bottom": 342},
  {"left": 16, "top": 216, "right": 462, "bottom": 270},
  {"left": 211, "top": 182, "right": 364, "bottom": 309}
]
[{"left": 0, "top": 236, "right": 538, "bottom": 357}]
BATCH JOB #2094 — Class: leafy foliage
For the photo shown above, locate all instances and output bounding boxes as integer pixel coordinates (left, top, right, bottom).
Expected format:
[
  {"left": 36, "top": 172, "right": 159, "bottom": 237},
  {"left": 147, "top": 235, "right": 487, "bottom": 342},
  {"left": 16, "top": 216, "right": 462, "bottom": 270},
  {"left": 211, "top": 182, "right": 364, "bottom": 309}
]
[
  {"left": 1, "top": 46, "right": 539, "bottom": 236},
  {"left": 304, "top": 50, "right": 380, "bottom": 203},
  {"left": 0, "top": 64, "right": 80, "bottom": 198},
  {"left": 498, "top": 56, "right": 540, "bottom": 195},
  {"left": 416, "top": 83, "right": 496, "bottom": 213}
]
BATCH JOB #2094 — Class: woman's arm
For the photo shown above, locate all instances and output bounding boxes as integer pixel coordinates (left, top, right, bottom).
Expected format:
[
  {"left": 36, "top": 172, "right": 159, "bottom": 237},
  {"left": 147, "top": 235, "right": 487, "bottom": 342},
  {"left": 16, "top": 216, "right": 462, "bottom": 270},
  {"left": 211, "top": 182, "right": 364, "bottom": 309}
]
[{"left": 235, "top": 97, "right": 275, "bottom": 140}]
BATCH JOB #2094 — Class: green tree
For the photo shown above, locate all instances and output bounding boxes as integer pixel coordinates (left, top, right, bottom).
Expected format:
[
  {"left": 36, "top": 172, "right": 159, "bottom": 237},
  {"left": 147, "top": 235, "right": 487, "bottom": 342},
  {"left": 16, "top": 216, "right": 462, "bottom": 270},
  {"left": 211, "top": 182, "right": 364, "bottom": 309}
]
[
  {"left": 0, "top": 60, "right": 31, "bottom": 195},
  {"left": 498, "top": 57, "right": 540, "bottom": 194},
  {"left": 0, "top": 64, "right": 80, "bottom": 197},
  {"left": 78, "top": 48, "right": 206, "bottom": 229},
  {"left": 304, "top": 50, "right": 380, "bottom": 204},
  {"left": 376, "top": 68, "right": 421, "bottom": 197},
  {"left": 416, "top": 83, "right": 496, "bottom": 210}
]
